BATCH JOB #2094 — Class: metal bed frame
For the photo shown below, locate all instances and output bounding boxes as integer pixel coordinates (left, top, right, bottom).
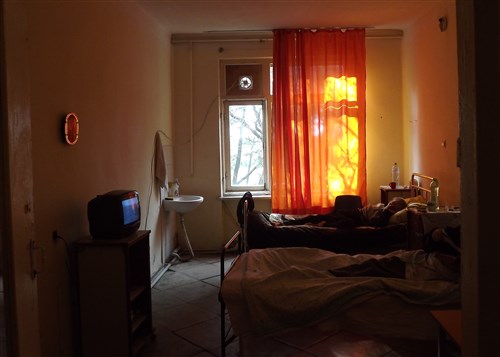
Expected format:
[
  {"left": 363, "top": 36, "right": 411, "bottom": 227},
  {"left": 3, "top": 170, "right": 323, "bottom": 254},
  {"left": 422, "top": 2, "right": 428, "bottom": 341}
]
[
  {"left": 410, "top": 172, "right": 435, "bottom": 201},
  {"left": 219, "top": 199, "right": 248, "bottom": 357}
]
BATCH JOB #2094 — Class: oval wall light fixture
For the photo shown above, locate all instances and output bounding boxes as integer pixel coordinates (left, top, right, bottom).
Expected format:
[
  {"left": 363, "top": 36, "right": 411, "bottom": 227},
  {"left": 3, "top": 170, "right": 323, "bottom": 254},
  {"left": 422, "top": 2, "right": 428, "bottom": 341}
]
[{"left": 64, "top": 112, "right": 79, "bottom": 145}]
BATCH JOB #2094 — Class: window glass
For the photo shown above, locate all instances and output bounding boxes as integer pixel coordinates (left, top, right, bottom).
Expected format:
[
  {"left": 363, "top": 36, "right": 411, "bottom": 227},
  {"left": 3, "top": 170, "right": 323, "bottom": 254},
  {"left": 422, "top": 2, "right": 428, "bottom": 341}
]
[{"left": 226, "top": 101, "right": 265, "bottom": 190}]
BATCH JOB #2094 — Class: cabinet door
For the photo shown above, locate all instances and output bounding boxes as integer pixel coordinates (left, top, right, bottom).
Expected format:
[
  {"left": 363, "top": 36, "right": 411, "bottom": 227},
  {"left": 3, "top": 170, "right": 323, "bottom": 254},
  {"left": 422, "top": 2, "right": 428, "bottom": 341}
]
[
  {"left": 128, "top": 235, "right": 153, "bottom": 354},
  {"left": 77, "top": 245, "right": 129, "bottom": 357},
  {"left": 385, "top": 190, "right": 411, "bottom": 204}
]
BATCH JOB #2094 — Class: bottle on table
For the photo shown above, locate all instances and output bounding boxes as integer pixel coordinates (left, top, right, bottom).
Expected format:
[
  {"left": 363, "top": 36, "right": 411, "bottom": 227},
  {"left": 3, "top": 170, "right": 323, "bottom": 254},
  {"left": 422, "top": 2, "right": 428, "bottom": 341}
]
[
  {"left": 391, "top": 162, "right": 400, "bottom": 187},
  {"left": 428, "top": 178, "right": 439, "bottom": 212}
]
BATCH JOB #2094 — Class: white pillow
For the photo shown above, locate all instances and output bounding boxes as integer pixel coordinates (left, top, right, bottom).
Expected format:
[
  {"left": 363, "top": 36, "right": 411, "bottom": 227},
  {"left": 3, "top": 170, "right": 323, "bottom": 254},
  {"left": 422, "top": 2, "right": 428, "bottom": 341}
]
[{"left": 388, "top": 208, "right": 408, "bottom": 225}]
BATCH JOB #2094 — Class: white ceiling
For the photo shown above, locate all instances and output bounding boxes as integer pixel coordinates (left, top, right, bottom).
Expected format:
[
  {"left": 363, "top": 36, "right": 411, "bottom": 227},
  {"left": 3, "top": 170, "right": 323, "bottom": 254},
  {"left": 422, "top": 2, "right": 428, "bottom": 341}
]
[{"left": 138, "top": 0, "right": 446, "bottom": 34}]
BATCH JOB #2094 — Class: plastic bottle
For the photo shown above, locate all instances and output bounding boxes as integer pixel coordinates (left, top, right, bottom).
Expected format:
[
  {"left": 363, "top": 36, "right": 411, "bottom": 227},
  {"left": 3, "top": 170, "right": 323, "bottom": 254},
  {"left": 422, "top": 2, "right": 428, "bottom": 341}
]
[
  {"left": 172, "top": 178, "right": 180, "bottom": 197},
  {"left": 391, "top": 162, "right": 400, "bottom": 187},
  {"left": 429, "top": 178, "right": 439, "bottom": 212}
]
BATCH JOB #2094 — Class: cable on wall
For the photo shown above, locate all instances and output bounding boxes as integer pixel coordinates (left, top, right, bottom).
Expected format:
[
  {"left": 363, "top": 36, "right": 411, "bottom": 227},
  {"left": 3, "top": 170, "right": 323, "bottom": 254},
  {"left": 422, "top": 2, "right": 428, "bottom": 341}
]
[{"left": 189, "top": 41, "right": 194, "bottom": 176}]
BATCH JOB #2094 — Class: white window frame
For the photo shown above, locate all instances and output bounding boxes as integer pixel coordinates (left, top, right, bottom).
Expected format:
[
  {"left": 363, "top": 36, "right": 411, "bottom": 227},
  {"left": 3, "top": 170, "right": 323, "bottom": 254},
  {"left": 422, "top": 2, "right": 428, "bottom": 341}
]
[{"left": 219, "top": 59, "right": 272, "bottom": 197}]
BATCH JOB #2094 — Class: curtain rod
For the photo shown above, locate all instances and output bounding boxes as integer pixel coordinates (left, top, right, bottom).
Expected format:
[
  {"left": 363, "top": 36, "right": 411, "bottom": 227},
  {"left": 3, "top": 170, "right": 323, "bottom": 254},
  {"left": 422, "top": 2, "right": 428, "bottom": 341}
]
[
  {"left": 295, "top": 26, "right": 374, "bottom": 30},
  {"left": 171, "top": 29, "right": 403, "bottom": 44}
]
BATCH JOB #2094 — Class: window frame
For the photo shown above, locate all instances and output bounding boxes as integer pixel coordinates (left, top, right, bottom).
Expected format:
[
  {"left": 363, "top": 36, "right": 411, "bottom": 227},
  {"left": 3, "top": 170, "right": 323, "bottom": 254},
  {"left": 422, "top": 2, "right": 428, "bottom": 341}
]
[{"left": 219, "top": 58, "right": 272, "bottom": 197}]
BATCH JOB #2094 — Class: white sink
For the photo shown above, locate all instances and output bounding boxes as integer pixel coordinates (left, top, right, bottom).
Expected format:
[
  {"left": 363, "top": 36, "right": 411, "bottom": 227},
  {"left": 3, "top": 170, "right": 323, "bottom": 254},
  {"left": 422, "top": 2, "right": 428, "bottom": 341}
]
[{"left": 163, "top": 195, "right": 204, "bottom": 214}]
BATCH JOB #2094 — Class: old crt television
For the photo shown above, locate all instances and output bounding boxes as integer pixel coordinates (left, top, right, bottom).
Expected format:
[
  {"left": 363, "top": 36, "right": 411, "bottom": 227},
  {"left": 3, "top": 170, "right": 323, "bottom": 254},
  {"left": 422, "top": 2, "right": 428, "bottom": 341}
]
[{"left": 87, "top": 190, "right": 140, "bottom": 239}]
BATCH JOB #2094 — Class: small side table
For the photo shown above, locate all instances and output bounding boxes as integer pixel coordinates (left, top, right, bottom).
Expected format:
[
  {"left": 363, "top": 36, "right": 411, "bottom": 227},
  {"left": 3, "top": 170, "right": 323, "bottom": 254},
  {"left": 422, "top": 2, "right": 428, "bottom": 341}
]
[
  {"left": 379, "top": 186, "right": 411, "bottom": 205},
  {"left": 431, "top": 309, "right": 461, "bottom": 356}
]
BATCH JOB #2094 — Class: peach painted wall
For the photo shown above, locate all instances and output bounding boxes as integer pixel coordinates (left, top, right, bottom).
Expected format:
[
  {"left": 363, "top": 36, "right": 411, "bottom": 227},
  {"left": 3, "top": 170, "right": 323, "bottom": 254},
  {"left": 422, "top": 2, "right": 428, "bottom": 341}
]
[
  {"left": 365, "top": 36, "right": 405, "bottom": 204},
  {"left": 26, "top": 3, "right": 171, "bottom": 355},
  {"left": 402, "top": 2, "right": 460, "bottom": 207}
]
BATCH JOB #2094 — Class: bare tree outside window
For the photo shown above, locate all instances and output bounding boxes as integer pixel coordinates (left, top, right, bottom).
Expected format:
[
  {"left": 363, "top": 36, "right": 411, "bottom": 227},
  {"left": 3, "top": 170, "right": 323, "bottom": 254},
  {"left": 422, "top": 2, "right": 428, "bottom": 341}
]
[{"left": 228, "top": 103, "right": 264, "bottom": 187}]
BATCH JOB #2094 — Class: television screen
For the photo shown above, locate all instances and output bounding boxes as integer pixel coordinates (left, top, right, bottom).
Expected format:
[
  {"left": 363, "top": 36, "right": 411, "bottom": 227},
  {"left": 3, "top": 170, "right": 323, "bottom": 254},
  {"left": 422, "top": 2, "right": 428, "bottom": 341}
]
[{"left": 122, "top": 196, "right": 140, "bottom": 225}]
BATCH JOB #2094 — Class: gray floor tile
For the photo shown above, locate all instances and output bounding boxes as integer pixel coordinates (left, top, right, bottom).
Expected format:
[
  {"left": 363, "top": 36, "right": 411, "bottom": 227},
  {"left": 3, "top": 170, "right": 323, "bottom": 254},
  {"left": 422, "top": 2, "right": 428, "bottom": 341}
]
[
  {"left": 175, "top": 317, "right": 222, "bottom": 351},
  {"left": 185, "top": 292, "right": 222, "bottom": 316},
  {"left": 141, "top": 324, "right": 203, "bottom": 357},
  {"left": 151, "top": 287, "right": 185, "bottom": 310},
  {"left": 202, "top": 276, "right": 221, "bottom": 288},
  {"left": 154, "top": 301, "right": 218, "bottom": 331},
  {"left": 167, "top": 280, "right": 219, "bottom": 303},
  {"left": 169, "top": 259, "right": 212, "bottom": 273},
  {"left": 181, "top": 264, "right": 220, "bottom": 281},
  {"left": 154, "top": 270, "right": 199, "bottom": 290},
  {"left": 192, "top": 352, "right": 217, "bottom": 357}
]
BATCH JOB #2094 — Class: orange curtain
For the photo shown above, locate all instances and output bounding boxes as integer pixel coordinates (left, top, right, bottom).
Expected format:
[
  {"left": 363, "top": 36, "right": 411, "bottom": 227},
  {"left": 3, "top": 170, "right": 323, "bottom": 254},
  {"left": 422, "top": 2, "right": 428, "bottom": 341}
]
[{"left": 272, "top": 29, "right": 367, "bottom": 214}]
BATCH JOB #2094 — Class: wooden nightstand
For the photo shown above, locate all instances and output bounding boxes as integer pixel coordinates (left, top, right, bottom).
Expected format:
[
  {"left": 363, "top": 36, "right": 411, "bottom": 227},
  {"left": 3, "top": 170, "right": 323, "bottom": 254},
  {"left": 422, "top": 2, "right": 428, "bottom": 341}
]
[
  {"left": 431, "top": 309, "right": 461, "bottom": 356},
  {"left": 379, "top": 186, "right": 411, "bottom": 205}
]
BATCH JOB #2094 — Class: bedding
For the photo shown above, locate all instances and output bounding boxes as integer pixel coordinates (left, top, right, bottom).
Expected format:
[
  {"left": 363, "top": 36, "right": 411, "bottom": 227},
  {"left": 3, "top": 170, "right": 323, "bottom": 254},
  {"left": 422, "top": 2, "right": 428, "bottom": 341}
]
[
  {"left": 237, "top": 172, "right": 440, "bottom": 254},
  {"left": 241, "top": 195, "right": 409, "bottom": 254},
  {"left": 220, "top": 246, "right": 461, "bottom": 355},
  {"left": 222, "top": 247, "right": 460, "bottom": 334}
]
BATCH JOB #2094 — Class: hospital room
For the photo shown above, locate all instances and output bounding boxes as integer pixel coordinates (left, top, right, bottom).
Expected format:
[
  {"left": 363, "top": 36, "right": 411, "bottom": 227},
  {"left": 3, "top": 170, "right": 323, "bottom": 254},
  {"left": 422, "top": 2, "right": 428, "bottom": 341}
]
[{"left": 1, "top": 0, "right": 498, "bottom": 356}]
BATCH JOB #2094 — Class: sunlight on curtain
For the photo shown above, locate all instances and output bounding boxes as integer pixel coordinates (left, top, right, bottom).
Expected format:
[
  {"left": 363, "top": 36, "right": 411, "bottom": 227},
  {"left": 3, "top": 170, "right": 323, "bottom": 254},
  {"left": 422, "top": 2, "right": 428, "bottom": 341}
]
[{"left": 272, "top": 29, "right": 366, "bottom": 214}]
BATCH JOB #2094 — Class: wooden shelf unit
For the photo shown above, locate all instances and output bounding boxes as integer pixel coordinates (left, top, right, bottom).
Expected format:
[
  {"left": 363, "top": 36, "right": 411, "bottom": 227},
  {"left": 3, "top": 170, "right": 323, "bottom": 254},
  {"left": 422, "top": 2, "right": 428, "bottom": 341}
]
[{"left": 74, "top": 230, "right": 154, "bottom": 357}]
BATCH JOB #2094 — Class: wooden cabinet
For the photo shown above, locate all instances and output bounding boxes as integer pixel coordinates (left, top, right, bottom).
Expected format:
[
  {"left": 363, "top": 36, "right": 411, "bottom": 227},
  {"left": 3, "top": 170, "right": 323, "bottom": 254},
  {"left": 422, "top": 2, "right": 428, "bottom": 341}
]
[
  {"left": 74, "top": 230, "right": 154, "bottom": 357},
  {"left": 379, "top": 186, "right": 411, "bottom": 205}
]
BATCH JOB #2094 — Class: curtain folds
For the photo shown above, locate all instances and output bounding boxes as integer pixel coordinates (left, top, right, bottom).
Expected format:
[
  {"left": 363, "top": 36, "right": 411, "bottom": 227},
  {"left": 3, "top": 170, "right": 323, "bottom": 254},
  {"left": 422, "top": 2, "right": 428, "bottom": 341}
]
[{"left": 272, "top": 29, "right": 367, "bottom": 214}]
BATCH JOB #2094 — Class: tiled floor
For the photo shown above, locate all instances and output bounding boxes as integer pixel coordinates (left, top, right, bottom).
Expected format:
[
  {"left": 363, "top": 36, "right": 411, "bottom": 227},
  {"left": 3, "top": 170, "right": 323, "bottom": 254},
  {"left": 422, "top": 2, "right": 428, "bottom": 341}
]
[
  {"left": 140, "top": 251, "right": 437, "bottom": 357},
  {"left": 141, "top": 251, "right": 238, "bottom": 357}
]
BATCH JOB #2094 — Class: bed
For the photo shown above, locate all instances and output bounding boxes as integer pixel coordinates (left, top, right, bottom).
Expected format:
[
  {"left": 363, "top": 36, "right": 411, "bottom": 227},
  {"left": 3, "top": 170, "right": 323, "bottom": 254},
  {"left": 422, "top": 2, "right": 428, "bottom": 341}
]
[
  {"left": 236, "top": 173, "right": 434, "bottom": 255},
  {"left": 220, "top": 238, "right": 460, "bottom": 356},
  {"left": 219, "top": 173, "right": 454, "bottom": 356}
]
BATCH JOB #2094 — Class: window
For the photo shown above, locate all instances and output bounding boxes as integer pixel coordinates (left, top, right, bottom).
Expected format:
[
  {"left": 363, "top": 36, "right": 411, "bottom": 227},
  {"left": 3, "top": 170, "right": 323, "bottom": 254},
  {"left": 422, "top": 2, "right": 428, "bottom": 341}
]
[{"left": 220, "top": 59, "right": 272, "bottom": 196}]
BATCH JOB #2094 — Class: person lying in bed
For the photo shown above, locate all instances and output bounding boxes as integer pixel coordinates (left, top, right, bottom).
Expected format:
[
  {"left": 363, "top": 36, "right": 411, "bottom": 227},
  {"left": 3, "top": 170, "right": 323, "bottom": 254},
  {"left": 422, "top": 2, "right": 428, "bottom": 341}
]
[
  {"left": 330, "top": 225, "right": 461, "bottom": 282},
  {"left": 281, "top": 197, "right": 407, "bottom": 229}
]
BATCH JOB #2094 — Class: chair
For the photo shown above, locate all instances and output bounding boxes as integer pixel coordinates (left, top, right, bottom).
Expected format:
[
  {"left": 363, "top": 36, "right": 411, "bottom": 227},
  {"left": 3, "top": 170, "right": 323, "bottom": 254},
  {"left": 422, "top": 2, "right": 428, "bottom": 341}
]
[{"left": 334, "top": 195, "right": 362, "bottom": 210}]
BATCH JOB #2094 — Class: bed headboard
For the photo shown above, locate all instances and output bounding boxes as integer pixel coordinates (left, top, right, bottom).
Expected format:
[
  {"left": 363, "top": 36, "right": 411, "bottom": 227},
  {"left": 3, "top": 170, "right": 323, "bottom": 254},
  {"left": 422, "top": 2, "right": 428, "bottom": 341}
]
[{"left": 410, "top": 173, "right": 435, "bottom": 201}]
